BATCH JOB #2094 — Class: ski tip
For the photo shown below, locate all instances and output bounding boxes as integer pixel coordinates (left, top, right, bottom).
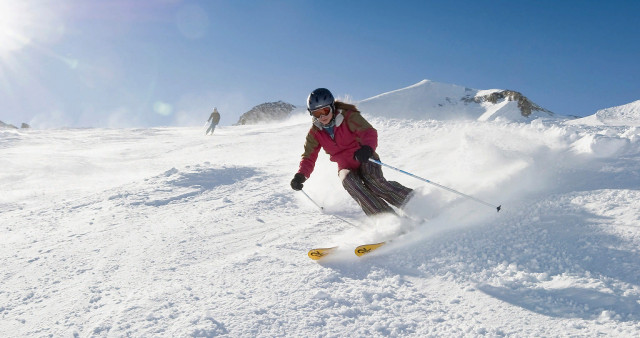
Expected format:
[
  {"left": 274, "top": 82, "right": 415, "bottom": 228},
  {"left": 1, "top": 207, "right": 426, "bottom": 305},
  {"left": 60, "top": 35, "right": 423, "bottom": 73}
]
[
  {"left": 497, "top": 205, "right": 502, "bottom": 212},
  {"left": 307, "top": 247, "right": 337, "bottom": 260},
  {"left": 354, "top": 242, "right": 386, "bottom": 257}
]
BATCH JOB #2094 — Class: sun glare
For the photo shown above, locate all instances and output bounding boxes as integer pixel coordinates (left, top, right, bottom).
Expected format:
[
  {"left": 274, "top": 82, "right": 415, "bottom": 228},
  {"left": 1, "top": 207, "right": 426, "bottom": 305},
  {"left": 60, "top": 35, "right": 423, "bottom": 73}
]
[
  {"left": 0, "top": 1, "right": 35, "bottom": 54},
  {"left": 0, "top": 0, "right": 67, "bottom": 104}
]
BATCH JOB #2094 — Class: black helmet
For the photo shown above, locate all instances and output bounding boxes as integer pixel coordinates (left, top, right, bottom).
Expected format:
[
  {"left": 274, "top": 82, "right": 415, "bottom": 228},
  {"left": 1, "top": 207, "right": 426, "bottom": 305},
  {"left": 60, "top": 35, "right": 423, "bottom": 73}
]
[{"left": 307, "top": 88, "right": 335, "bottom": 114}]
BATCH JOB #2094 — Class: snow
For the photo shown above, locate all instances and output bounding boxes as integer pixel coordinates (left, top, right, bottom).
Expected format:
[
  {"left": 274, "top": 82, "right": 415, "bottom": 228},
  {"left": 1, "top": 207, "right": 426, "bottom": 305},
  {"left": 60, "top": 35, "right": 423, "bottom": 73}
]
[
  {"left": 359, "top": 80, "right": 483, "bottom": 121},
  {"left": 358, "top": 79, "right": 555, "bottom": 122},
  {"left": 567, "top": 100, "right": 640, "bottom": 127},
  {"left": 2, "top": 92, "right": 640, "bottom": 336}
]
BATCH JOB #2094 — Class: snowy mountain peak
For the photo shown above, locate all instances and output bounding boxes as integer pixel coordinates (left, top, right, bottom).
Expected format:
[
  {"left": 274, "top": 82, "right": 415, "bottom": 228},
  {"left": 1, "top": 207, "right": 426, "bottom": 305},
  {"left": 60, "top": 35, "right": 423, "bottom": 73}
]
[{"left": 358, "top": 79, "right": 555, "bottom": 122}]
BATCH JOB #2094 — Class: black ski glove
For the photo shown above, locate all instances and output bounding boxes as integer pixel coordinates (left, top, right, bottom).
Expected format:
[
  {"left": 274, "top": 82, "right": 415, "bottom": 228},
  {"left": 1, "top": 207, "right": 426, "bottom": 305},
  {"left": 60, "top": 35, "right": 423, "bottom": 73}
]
[
  {"left": 353, "top": 145, "right": 373, "bottom": 163},
  {"left": 290, "top": 173, "right": 306, "bottom": 191}
]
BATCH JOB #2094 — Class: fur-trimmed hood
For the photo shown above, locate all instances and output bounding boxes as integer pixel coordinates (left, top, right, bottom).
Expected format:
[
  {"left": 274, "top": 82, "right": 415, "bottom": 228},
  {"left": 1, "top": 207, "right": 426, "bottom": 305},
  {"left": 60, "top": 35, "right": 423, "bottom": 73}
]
[{"left": 312, "top": 101, "right": 359, "bottom": 129}]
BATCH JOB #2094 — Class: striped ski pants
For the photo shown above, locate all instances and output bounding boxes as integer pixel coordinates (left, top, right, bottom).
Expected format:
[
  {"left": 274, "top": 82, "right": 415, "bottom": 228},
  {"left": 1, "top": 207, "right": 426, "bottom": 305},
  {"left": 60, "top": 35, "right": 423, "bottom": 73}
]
[{"left": 340, "top": 161, "right": 414, "bottom": 216}]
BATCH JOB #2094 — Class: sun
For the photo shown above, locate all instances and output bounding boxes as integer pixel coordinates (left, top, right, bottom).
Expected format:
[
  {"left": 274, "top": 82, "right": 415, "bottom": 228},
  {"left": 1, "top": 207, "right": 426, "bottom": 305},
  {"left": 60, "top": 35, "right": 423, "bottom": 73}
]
[
  {"left": 0, "top": 1, "right": 35, "bottom": 55},
  {"left": 0, "top": 0, "right": 58, "bottom": 101}
]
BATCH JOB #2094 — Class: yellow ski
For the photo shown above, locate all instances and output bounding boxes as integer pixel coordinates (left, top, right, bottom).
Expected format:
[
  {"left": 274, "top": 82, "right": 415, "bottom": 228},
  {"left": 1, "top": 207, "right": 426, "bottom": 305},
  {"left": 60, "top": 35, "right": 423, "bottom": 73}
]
[
  {"left": 354, "top": 242, "right": 386, "bottom": 257},
  {"left": 308, "top": 247, "right": 338, "bottom": 260}
]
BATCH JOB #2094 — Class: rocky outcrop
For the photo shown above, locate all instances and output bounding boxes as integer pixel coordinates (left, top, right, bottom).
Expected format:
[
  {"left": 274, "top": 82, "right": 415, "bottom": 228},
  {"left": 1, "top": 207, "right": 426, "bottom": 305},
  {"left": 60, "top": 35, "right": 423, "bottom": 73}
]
[
  {"left": 236, "top": 101, "right": 297, "bottom": 125},
  {"left": 1, "top": 121, "right": 18, "bottom": 129},
  {"left": 0, "top": 121, "right": 31, "bottom": 129},
  {"left": 463, "top": 90, "right": 554, "bottom": 118}
]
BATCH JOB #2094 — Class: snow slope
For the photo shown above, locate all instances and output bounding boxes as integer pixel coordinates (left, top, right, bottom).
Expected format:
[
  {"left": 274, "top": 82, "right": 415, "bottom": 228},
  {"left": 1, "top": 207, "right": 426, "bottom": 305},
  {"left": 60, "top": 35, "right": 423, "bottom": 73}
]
[
  {"left": 358, "top": 79, "right": 556, "bottom": 122},
  {"left": 567, "top": 100, "right": 640, "bottom": 126},
  {"left": 2, "top": 108, "right": 640, "bottom": 336}
]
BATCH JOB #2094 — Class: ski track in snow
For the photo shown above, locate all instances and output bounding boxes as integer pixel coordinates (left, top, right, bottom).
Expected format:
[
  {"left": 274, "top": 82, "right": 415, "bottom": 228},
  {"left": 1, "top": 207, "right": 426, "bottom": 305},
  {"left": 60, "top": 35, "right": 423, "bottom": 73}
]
[{"left": 1, "top": 116, "right": 640, "bottom": 336}]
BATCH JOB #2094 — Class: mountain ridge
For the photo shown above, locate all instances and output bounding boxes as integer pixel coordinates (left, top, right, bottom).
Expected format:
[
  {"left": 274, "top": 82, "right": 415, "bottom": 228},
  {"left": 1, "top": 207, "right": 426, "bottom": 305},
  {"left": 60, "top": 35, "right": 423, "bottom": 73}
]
[{"left": 358, "top": 79, "right": 556, "bottom": 122}]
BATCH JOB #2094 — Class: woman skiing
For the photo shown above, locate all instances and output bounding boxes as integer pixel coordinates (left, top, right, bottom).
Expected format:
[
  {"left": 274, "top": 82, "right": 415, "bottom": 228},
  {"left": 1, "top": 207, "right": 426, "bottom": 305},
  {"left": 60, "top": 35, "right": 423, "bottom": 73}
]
[{"left": 290, "top": 88, "right": 414, "bottom": 216}]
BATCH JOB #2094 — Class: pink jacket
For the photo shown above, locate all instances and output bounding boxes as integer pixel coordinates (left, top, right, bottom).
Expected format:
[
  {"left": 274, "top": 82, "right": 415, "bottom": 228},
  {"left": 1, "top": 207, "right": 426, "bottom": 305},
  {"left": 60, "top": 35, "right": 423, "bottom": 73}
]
[{"left": 297, "top": 109, "right": 378, "bottom": 178}]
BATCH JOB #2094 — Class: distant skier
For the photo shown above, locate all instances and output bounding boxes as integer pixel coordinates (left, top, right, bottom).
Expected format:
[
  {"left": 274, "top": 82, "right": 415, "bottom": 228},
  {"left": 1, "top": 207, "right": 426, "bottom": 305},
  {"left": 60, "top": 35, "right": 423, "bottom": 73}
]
[
  {"left": 206, "top": 108, "right": 220, "bottom": 135},
  {"left": 290, "top": 88, "right": 414, "bottom": 216}
]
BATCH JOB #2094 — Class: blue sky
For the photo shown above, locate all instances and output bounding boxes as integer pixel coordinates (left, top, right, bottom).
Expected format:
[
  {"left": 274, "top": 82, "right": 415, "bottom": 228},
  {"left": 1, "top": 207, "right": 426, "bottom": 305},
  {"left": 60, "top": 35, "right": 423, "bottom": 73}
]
[{"left": 1, "top": 0, "right": 639, "bottom": 128}]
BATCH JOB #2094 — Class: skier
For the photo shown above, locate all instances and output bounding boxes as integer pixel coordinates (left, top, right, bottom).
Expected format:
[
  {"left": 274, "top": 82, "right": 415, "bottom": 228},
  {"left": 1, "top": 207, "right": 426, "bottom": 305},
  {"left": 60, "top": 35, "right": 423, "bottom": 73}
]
[
  {"left": 206, "top": 108, "right": 220, "bottom": 135},
  {"left": 290, "top": 88, "right": 414, "bottom": 216}
]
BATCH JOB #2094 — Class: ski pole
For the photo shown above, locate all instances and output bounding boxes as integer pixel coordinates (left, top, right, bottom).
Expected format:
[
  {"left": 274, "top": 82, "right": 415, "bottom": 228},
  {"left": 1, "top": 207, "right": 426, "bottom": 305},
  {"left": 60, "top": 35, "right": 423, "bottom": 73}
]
[
  {"left": 369, "top": 158, "right": 502, "bottom": 212},
  {"left": 300, "top": 190, "right": 358, "bottom": 226},
  {"left": 300, "top": 189, "right": 323, "bottom": 211}
]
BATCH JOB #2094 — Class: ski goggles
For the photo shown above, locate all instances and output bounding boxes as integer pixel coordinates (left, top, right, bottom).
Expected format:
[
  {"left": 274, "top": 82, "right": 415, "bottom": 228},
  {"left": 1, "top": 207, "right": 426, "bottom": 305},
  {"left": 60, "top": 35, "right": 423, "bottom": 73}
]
[{"left": 309, "top": 105, "right": 333, "bottom": 118}]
